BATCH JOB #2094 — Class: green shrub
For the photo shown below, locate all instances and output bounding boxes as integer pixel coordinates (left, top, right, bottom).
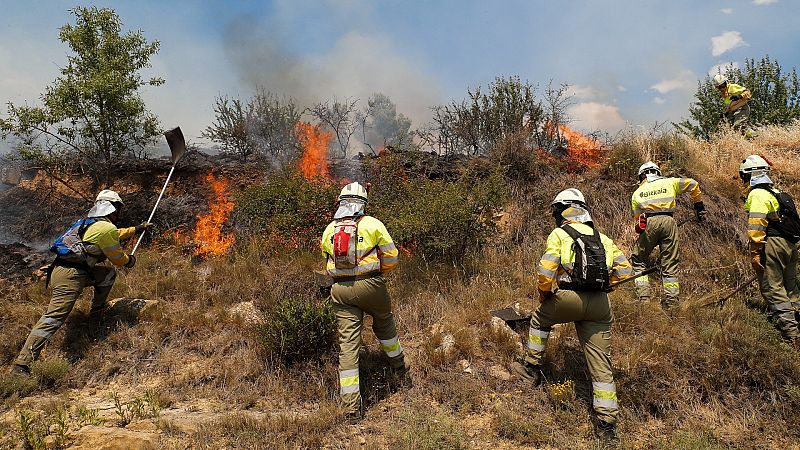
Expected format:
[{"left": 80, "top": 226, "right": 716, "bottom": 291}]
[
  {"left": 256, "top": 297, "right": 336, "bottom": 366},
  {"left": 31, "top": 358, "right": 70, "bottom": 388},
  {"left": 236, "top": 174, "right": 339, "bottom": 250},
  {"left": 0, "top": 373, "right": 37, "bottom": 399}
]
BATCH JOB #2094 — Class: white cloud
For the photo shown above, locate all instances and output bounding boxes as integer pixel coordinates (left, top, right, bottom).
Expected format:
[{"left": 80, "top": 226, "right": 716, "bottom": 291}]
[
  {"left": 565, "top": 84, "right": 599, "bottom": 100},
  {"left": 653, "top": 97, "right": 666, "bottom": 104},
  {"left": 711, "top": 31, "right": 746, "bottom": 56},
  {"left": 567, "top": 102, "right": 626, "bottom": 132},
  {"left": 650, "top": 69, "right": 696, "bottom": 94},
  {"left": 617, "top": 85, "right": 627, "bottom": 92},
  {"left": 708, "top": 61, "right": 740, "bottom": 76},
  {"left": 752, "top": 0, "right": 777, "bottom": 5},
  {"left": 720, "top": 8, "right": 734, "bottom": 14}
]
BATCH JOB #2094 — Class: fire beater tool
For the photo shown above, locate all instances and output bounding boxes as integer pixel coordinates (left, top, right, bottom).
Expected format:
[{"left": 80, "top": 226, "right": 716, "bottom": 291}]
[
  {"left": 699, "top": 275, "right": 759, "bottom": 308},
  {"left": 131, "top": 127, "right": 187, "bottom": 255}
]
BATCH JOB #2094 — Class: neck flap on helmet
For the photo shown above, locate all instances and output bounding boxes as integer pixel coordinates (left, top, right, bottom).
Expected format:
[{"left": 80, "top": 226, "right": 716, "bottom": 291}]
[{"left": 334, "top": 199, "right": 366, "bottom": 220}]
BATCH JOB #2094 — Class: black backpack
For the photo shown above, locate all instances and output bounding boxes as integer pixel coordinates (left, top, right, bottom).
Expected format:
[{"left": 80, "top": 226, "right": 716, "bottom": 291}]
[
  {"left": 753, "top": 186, "right": 800, "bottom": 244},
  {"left": 560, "top": 224, "right": 610, "bottom": 291}
]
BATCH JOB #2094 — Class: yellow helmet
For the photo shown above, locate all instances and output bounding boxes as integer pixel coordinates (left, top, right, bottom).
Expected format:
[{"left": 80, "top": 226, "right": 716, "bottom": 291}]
[{"left": 339, "top": 182, "right": 368, "bottom": 203}]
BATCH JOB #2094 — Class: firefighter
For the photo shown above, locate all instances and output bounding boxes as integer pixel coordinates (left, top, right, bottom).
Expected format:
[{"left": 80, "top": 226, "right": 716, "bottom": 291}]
[
  {"left": 739, "top": 155, "right": 800, "bottom": 343},
  {"left": 511, "top": 188, "right": 633, "bottom": 439},
  {"left": 321, "top": 182, "right": 405, "bottom": 418},
  {"left": 630, "top": 162, "right": 705, "bottom": 309},
  {"left": 713, "top": 74, "right": 752, "bottom": 134},
  {"left": 11, "top": 190, "right": 150, "bottom": 376}
]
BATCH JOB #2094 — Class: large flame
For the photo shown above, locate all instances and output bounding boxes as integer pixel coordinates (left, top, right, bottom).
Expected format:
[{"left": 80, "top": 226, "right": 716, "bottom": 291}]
[
  {"left": 296, "top": 122, "right": 333, "bottom": 180},
  {"left": 557, "top": 124, "right": 605, "bottom": 168},
  {"left": 193, "top": 173, "right": 236, "bottom": 257}
]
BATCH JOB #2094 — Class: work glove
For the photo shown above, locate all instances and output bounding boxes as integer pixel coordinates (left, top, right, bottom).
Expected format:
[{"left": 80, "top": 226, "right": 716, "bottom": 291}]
[
  {"left": 730, "top": 94, "right": 743, "bottom": 101},
  {"left": 750, "top": 245, "right": 764, "bottom": 275},
  {"left": 135, "top": 222, "right": 153, "bottom": 234},
  {"left": 538, "top": 289, "right": 554, "bottom": 303},
  {"left": 124, "top": 254, "right": 137, "bottom": 269},
  {"left": 693, "top": 202, "right": 707, "bottom": 222}
]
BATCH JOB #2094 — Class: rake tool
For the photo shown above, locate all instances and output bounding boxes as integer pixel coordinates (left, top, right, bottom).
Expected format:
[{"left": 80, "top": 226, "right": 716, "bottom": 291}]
[
  {"left": 131, "top": 127, "right": 187, "bottom": 255},
  {"left": 699, "top": 275, "right": 759, "bottom": 308}
]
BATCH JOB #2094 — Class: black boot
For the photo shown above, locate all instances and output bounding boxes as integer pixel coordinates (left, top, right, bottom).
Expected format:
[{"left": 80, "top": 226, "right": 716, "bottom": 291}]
[
  {"left": 11, "top": 364, "right": 31, "bottom": 377},
  {"left": 595, "top": 419, "right": 618, "bottom": 441},
  {"left": 509, "top": 362, "right": 542, "bottom": 386}
]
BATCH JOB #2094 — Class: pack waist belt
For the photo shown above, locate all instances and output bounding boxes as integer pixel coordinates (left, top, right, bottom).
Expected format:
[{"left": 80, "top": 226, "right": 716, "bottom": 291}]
[
  {"left": 333, "top": 272, "right": 381, "bottom": 283},
  {"left": 646, "top": 212, "right": 673, "bottom": 217},
  {"left": 52, "top": 258, "right": 90, "bottom": 271}
]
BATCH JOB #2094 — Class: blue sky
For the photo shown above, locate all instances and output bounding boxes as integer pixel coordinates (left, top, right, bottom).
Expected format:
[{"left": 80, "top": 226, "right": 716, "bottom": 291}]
[{"left": 1, "top": 0, "right": 797, "bottom": 148}]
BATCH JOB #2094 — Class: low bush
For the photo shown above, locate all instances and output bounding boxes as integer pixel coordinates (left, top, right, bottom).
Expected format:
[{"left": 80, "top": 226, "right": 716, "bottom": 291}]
[
  {"left": 256, "top": 297, "right": 336, "bottom": 366},
  {"left": 0, "top": 373, "right": 37, "bottom": 399},
  {"left": 31, "top": 358, "right": 70, "bottom": 388},
  {"left": 390, "top": 403, "right": 468, "bottom": 450}
]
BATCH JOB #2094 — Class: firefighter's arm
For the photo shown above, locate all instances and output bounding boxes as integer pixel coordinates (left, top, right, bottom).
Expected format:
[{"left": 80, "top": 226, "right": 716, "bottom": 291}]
[
  {"left": 675, "top": 177, "right": 703, "bottom": 203},
  {"left": 320, "top": 222, "right": 335, "bottom": 258},
  {"left": 608, "top": 243, "right": 633, "bottom": 286},
  {"left": 96, "top": 228, "right": 130, "bottom": 267},
  {"left": 117, "top": 227, "right": 137, "bottom": 241},
  {"left": 375, "top": 221, "right": 399, "bottom": 273},
  {"left": 537, "top": 230, "right": 561, "bottom": 297},
  {"left": 631, "top": 195, "right": 642, "bottom": 219},
  {"left": 745, "top": 192, "right": 769, "bottom": 246}
]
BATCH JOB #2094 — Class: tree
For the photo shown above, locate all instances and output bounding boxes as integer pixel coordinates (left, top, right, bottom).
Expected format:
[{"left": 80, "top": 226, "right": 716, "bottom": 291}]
[
  {"left": 203, "top": 89, "right": 302, "bottom": 165},
  {"left": 361, "top": 93, "right": 412, "bottom": 154},
  {"left": 0, "top": 7, "right": 163, "bottom": 192},
  {"left": 309, "top": 99, "right": 362, "bottom": 158},
  {"left": 676, "top": 55, "right": 800, "bottom": 139}
]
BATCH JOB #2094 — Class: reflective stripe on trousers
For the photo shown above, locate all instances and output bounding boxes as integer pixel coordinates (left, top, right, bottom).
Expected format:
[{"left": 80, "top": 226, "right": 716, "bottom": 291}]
[
  {"left": 662, "top": 277, "right": 679, "bottom": 297},
  {"left": 592, "top": 381, "right": 619, "bottom": 409},
  {"left": 339, "top": 368, "right": 360, "bottom": 395},
  {"left": 379, "top": 336, "right": 403, "bottom": 358},
  {"left": 528, "top": 328, "right": 550, "bottom": 351}
]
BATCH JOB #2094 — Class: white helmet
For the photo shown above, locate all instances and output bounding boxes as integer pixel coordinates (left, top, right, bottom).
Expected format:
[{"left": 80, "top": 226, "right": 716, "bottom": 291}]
[
  {"left": 88, "top": 189, "right": 123, "bottom": 218},
  {"left": 739, "top": 154, "right": 771, "bottom": 175},
  {"left": 96, "top": 189, "right": 123, "bottom": 204},
  {"left": 638, "top": 161, "right": 662, "bottom": 178},
  {"left": 713, "top": 74, "right": 728, "bottom": 88},
  {"left": 552, "top": 188, "right": 586, "bottom": 206},
  {"left": 338, "top": 182, "right": 368, "bottom": 203}
]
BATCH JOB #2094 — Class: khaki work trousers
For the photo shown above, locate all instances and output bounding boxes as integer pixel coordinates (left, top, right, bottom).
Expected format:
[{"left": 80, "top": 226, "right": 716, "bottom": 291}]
[
  {"left": 758, "top": 237, "right": 800, "bottom": 339},
  {"left": 725, "top": 103, "right": 751, "bottom": 131},
  {"left": 15, "top": 265, "right": 116, "bottom": 367},
  {"left": 524, "top": 289, "right": 618, "bottom": 424},
  {"left": 331, "top": 275, "right": 405, "bottom": 413},
  {"left": 631, "top": 215, "right": 680, "bottom": 308}
]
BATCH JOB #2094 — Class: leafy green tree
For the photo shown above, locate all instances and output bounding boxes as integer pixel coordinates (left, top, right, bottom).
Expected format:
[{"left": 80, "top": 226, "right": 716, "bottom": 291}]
[
  {"left": 676, "top": 55, "right": 800, "bottom": 139},
  {"left": 0, "top": 6, "right": 163, "bottom": 193}
]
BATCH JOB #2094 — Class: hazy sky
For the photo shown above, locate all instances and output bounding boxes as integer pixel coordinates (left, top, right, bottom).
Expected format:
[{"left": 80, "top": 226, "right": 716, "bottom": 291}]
[{"left": 1, "top": 0, "right": 797, "bottom": 150}]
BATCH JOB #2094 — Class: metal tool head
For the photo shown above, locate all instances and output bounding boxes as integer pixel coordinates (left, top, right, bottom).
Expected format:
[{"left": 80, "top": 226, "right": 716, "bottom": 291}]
[
  {"left": 164, "top": 127, "right": 187, "bottom": 165},
  {"left": 490, "top": 306, "right": 532, "bottom": 323}
]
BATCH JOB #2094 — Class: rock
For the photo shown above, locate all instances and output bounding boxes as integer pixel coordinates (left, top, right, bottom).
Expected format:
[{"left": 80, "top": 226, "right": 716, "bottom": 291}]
[
  {"left": 458, "top": 359, "right": 473, "bottom": 374},
  {"left": 228, "top": 301, "right": 266, "bottom": 326},
  {"left": 358, "top": 436, "right": 366, "bottom": 445},
  {"left": 434, "top": 334, "right": 456, "bottom": 358},
  {"left": 490, "top": 316, "right": 525, "bottom": 357},
  {"left": 71, "top": 425, "right": 158, "bottom": 450},
  {"left": 488, "top": 364, "right": 512, "bottom": 381},
  {"left": 107, "top": 298, "right": 159, "bottom": 319}
]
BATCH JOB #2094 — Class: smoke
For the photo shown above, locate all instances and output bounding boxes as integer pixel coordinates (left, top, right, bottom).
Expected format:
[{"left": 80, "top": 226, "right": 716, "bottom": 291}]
[{"left": 221, "top": 14, "right": 441, "bottom": 126}]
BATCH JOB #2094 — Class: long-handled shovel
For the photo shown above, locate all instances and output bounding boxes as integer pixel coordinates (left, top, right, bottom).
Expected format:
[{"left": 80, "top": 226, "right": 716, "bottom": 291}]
[
  {"left": 131, "top": 127, "right": 187, "bottom": 255},
  {"left": 699, "top": 274, "right": 759, "bottom": 308}
]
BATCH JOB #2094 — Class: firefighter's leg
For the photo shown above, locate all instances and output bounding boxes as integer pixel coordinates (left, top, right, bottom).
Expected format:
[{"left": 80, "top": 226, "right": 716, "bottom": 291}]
[
  {"left": 760, "top": 238, "right": 800, "bottom": 340},
  {"left": 630, "top": 227, "right": 656, "bottom": 301},
  {"left": 88, "top": 266, "right": 116, "bottom": 313},
  {"left": 524, "top": 289, "right": 583, "bottom": 366},
  {"left": 331, "top": 281, "right": 365, "bottom": 414},
  {"left": 658, "top": 217, "right": 681, "bottom": 309},
  {"left": 575, "top": 292, "right": 618, "bottom": 425},
  {"left": 15, "top": 267, "right": 87, "bottom": 367},
  {"left": 357, "top": 276, "right": 404, "bottom": 369}
]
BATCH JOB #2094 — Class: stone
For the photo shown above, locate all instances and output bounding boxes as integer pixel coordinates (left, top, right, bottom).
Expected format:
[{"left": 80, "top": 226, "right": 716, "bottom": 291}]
[
  {"left": 458, "top": 359, "right": 473, "bottom": 374},
  {"left": 228, "top": 301, "right": 266, "bottom": 326},
  {"left": 488, "top": 364, "right": 512, "bottom": 381},
  {"left": 71, "top": 425, "right": 158, "bottom": 450},
  {"left": 435, "top": 334, "right": 456, "bottom": 358},
  {"left": 106, "top": 298, "right": 159, "bottom": 318}
]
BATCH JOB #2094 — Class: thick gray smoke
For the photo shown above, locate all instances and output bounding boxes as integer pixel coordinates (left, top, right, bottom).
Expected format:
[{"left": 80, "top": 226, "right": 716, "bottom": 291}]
[{"left": 221, "top": 14, "right": 441, "bottom": 128}]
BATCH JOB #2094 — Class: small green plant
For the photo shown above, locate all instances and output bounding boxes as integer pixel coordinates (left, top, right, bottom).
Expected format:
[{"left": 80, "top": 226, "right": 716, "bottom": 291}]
[
  {"left": 548, "top": 379, "right": 575, "bottom": 408},
  {"left": 76, "top": 405, "right": 105, "bottom": 427},
  {"left": 50, "top": 405, "right": 70, "bottom": 448},
  {"left": 0, "top": 373, "right": 38, "bottom": 399},
  {"left": 110, "top": 391, "right": 134, "bottom": 426},
  {"left": 110, "top": 390, "right": 165, "bottom": 426},
  {"left": 17, "top": 410, "right": 47, "bottom": 450},
  {"left": 492, "top": 408, "right": 549, "bottom": 446},
  {"left": 30, "top": 358, "right": 70, "bottom": 388},
  {"left": 257, "top": 297, "right": 336, "bottom": 366},
  {"left": 390, "top": 405, "right": 467, "bottom": 450}
]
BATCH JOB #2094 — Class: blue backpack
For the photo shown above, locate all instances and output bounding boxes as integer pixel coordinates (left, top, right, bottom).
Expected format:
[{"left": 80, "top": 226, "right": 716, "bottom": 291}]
[{"left": 50, "top": 218, "right": 97, "bottom": 263}]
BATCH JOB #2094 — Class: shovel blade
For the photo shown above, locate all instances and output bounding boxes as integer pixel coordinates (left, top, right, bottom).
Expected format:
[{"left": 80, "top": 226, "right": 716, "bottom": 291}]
[
  {"left": 490, "top": 306, "right": 531, "bottom": 323},
  {"left": 164, "top": 127, "right": 187, "bottom": 164}
]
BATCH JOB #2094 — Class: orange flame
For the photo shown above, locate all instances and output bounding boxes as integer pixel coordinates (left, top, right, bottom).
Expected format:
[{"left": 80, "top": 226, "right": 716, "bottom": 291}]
[
  {"left": 296, "top": 122, "right": 333, "bottom": 180},
  {"left": 557, "top": 124, "right": 605, "bottom": 169},
  {"left": 193, "top": 173, "right": 236, "bottom": 257}
]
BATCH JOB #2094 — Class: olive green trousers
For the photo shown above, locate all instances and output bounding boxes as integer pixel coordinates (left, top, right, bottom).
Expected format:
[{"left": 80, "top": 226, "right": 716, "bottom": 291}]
[
  {"left": 758, "top": 237, "right": 800, "bottom": 339},
  {"left": 15, "top": 265, "right": 115, "bottom": 367},
  {"left": 631, "top": 215, "right": 680, "bottom": 308},
  {"left": 331, "top": 275, "right": 405, "bottom": 413},
  {"left": 525, "top": 289, "right": 618, "bottom": 424}
]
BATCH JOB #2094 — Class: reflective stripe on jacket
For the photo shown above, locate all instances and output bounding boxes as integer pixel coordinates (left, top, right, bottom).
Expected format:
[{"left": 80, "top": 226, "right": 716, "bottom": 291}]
[
  {"left": 82, "top": 219, "right": 135, "bottom": 266},
  {"left": 538, "top": 221, "right": 633, "bottom": 292},
  {"left": 723, "top": 83, "right": 751, "bottom": 106},
  {"left": 744, "top": 186, "right": 781, "bottom": 245},
  {"left": 631, "top": 176, "right": 702, "bottom": 217},
  {"left": 321, "top": 215, "right": 399, "bottom": 279}
]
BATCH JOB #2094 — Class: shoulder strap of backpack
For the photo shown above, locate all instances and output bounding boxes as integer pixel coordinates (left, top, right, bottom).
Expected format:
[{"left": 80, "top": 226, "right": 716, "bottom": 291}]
[{"left": 560, "top": 223, "right": 584, "bottom": 242}]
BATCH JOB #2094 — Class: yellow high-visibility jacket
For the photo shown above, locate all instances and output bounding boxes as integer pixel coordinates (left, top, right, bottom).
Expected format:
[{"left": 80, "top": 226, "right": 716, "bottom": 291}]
[
  {"left": 744, "top": 186, "right": 781, "bottom": 246},
  {"left": 82, "top": 219, "right": 136, "bottom": 266},
  {"left": 723, "top": 83, "right": 752, "bottom": 109},
  {"left": 631, "top": 177, "right": 702, "bottom": 217},
  {"left": 538, "top": 221, "right": 633, "bottom": 292},
  {"left": 321, "top": 215, "right": 399, "bottom": 279}
]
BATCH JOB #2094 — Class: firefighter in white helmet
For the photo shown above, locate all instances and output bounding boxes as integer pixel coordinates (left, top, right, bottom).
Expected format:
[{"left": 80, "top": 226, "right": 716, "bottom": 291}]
[
  {"left": 511, "top": 188, "right": 632, "bottom": 440},
  {"left": 739, "top": 155, "right": 800, "bottom": 343},
  {"left": 630, "top": 162, "right": 705, "bottom": 309},
  {"left": 713, "top": 73, "right": 752, "bottom": 133},
  {"left": 11, "top": 190, "right": 151, "bottom": 377},
  {"left": 320, "top": 182, "right": 406, "bottom": 419}
]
